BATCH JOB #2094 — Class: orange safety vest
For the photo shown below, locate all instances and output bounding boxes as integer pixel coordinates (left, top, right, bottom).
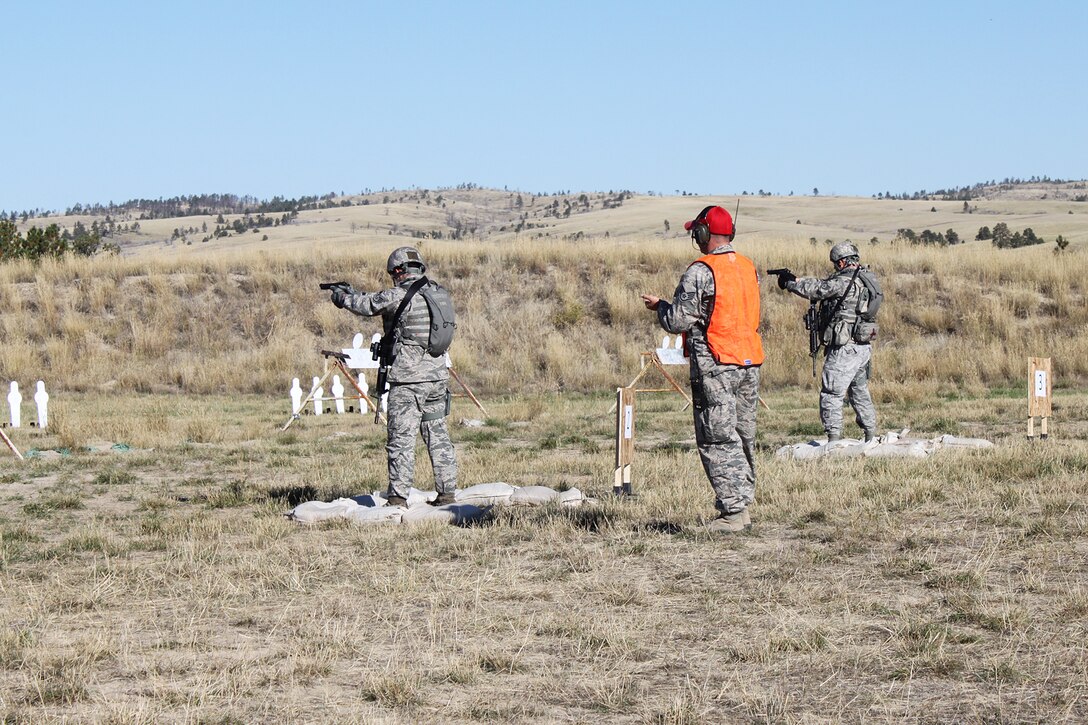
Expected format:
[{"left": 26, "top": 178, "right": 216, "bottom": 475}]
[{"left": 691, "top": 251, "right": 764, "bottom": 367}]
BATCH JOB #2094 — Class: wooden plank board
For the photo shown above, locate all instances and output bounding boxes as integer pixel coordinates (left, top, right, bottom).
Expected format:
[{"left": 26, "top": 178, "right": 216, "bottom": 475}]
[
  {"left": 614, "top": 387, "right": 635, "bottom": 495},
  {"left": 1028, "top": 357, "right": 1052, "bottom": 417}
]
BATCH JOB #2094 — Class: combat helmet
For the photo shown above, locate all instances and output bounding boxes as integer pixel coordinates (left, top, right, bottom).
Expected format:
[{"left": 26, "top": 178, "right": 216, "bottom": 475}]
[
  {"left": 829, "top": 242, "right": 860, "bottom": 265},
  {"left": 386, "top": 246, "right": 426, "bottom": 275}
]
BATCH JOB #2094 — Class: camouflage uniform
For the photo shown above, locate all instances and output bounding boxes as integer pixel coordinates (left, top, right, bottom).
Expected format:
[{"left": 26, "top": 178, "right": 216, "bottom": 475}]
[
  {"left": 339, "top": 272, "right": 458, "bottom": 498},
  {"left": 787, "top": 266, "right": 879, "bottom": 439},
  {"left": 655, "top": 245, "right": 761, "bottom": 515}
]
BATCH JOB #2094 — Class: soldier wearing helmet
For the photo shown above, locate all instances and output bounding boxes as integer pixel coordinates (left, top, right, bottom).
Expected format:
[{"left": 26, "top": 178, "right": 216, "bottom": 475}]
[
  {"left": 641, "top": 204, "right": 763, "bottom": 534},
  {"left": 330, "top": 246, "right": 459, "bottom": 506},
  {"left": 773, "top": 242, "right": 882, "bottom": 442}
]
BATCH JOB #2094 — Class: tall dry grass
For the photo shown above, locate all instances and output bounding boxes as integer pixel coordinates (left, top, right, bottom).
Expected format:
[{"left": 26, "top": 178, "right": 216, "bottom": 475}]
[{"left": 0, "top": 237, "right": 1084, "bottom": 396}]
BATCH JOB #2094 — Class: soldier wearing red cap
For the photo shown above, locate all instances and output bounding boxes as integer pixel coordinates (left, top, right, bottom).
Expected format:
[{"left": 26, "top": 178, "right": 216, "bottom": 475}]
[{"left": 642, "top": 205, "right": 763, "bottom": 533}]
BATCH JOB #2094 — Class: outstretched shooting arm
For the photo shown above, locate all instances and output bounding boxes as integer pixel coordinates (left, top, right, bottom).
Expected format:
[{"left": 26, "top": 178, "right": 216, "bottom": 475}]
[
  {"left": 786, "top": 273, "right": 852, "bottom": 302},
  {"left": 335, "top": 286, "right": 404, "bottom": 317},
  {"left": 767, "top": 270, "right": 833, "bottom": 377}
]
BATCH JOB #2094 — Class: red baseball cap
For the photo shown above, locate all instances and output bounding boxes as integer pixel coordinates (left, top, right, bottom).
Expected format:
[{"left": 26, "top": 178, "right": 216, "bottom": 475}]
[{"left": 683, "top": 206, "right": 734, "bottom": 236}]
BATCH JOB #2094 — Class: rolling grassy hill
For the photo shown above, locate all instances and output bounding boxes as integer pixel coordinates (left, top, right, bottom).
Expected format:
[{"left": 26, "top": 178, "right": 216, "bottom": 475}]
[
  {"left": 14, "top": 181, "right": 1088, "bottom": 258},
  {"left": 2, "top": 183, "right": 1087, "bottom": 396}
]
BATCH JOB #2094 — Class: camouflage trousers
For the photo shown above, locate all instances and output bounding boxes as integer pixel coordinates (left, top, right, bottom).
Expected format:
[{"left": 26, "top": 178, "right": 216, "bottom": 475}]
[
  {"left": 820, "top": 343, "right": 877, "bottom": 437},
  {"left": 691, "top": 365, "right": 760, "bottom": 515},
  {"left": 386, "top": 380, "right": 458, "bottom": 498}
]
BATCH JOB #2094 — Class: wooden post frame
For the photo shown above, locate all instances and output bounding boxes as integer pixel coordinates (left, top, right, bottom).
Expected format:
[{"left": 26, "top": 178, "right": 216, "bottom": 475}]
[
  {"left": 1027, "top": 357, "right": 1052, "bottom": 440},
  {"left": 448, "top": 366, "right": 489, "bottom": 416},
  {"left": 608, "top": 351, "right": 692, "bottom": 414},
  {"left": 0, "top": 427, "right": 23, "bottom": 461},
  {"left": 613, "top": 386, "right": 636, "bottom": 496}
]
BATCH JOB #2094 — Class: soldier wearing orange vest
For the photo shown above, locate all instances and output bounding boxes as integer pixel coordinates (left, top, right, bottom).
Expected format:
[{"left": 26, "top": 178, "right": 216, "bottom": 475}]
[{"left": 642, "top": 205, "right": 763, "bottom": 533}]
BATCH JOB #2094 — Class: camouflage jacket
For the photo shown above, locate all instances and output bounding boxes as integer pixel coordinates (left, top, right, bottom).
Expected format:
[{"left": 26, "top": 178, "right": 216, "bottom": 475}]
[
  {"left": 655, "top": 245, "right": 758, "bottom": 380},
  {"left": 786, "top": 264, "right": 875, "bottom": 344},
  {"left": 785, "top": 264, "right": 861, "bottom": 303},
  {"left": 340, "top": 273, "right": 448, "bottom": 384}
]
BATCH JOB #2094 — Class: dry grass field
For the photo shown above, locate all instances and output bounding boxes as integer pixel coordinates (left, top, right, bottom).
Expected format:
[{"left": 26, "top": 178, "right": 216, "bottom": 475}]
[
  {"left": 1, "top": 187, "right": 1087, "bottom": 722},
  {"left": 1, "top": 392, "right": 1086, "bottom": 723}
]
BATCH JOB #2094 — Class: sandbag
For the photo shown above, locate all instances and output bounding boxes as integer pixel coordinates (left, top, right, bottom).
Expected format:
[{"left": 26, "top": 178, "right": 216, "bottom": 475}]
[
  {"left": 823, "top": 439, "right": 869, "bottom": 458},
  {"left": 446, "top": 503, "right": 491, "bottom": 524},
  {"left": 401, "top": 502, "right": 490, "bottom": 526},
  {"left": 407, "top": 487, "right": 439, "bottom": 506},
  {"left": 344, "top": 505, "right": 404, "bottom": 525},
  {"left": 936, "top": 434, "right": 994, "bottom": 450},
  {"left": 372, "top": 488, "right": 438, "bottom": 507},
  {"left": 401, "top": 503, "right": 457, "bottom": 525},
  {"left": 286, "top": 498, "right": 358, "bottom": 523},
  {"left": 558, "top": 488, "right": 585, "bottom": 507},
  {"left": 287, "top": 483, "right": 583, "bottom": 528},
  {"left": 775, "top": 441, "right": 828, "bottom": 460},
  {"left": 455, "top": 482, "right": 516, "bottom": 505},
  {"left": 510, "top": 486, "right": 561, "bottom": 506},
  {"left": 774, "top": 429, "right": 994, "bottom": 461},
  {"left": 863, "top": 441, "right": 930, "bottom": 458}
]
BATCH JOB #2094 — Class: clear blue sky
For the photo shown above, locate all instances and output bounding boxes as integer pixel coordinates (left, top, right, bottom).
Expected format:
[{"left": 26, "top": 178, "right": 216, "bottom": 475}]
[{"left": 2, "top": 0, "right": 1086, "bottom": 212}]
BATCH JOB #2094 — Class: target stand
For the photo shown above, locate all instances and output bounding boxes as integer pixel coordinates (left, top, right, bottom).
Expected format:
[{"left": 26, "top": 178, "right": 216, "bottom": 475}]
[
  {"left": 613, "top": 386, "right": 636, "bottom": 497},
  {"left": 282, "top": 350, "right": 385, "bottom": 431},
  {"left": 608, "top": 349, "right": 693, "bottom": 416},
  {"left": 1027, "top": 356, "right": 1052, "bottom": 440}
]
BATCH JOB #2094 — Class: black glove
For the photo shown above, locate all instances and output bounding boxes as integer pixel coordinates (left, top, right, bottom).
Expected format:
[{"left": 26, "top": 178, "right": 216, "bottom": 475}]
[
  {"left": 331, "top": 288, "right": 350, "bottom": 308},
  {"left": 777, "top": 271, "right": 796, "bottom": 290}
]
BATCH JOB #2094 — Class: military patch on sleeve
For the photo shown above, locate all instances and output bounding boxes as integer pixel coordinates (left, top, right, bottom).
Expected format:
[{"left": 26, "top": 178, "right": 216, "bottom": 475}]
[{"left": 679, "top": 291, "right": 694, "bottom": 302}]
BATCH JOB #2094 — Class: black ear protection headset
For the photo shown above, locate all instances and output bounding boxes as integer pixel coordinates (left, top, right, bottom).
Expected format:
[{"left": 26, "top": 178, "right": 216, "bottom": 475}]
[
  {"left": 690, "top": 203, "right": 740, "bottom": 251},
  {"left": 690, "top": 205, "right": 716, "bottom": 249}
]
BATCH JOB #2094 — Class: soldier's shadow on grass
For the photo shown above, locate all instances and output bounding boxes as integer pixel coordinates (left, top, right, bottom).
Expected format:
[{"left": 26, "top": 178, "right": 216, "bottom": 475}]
[
  {"left": 495, "top": 504, "right": 621, "bottom": 532},
  {"left": 635, "top": 520, "right": 685, "bottom": 535},
  {"left": 497, "top": 505, "right": 688, "bottom": 536},
  {"left": 266, "top": 484, "right": 319, "bottom": 507}
]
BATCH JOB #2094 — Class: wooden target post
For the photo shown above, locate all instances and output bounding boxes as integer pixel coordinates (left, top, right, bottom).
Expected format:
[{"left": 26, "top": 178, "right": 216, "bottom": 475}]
[
  {"left": 0, "top": 428, "right": 23, "bottom": 461},
  {"left": 1027, "top": 357, "right": 1052, "bottom": 440},
  {"left": 613, "top": 386, "right": 636, "bottom": 496}
]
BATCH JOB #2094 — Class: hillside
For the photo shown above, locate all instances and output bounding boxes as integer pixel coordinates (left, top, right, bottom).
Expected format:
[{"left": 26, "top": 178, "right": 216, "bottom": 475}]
[
  {"left": 11, "top": 182, "right": 1088, "bottom": 259},
  {"left": 2, "top": 182, "right": 1086, "bottom": 397},
  {"left": 0, "top": 233, "right": 1085, "bottom": 398}
]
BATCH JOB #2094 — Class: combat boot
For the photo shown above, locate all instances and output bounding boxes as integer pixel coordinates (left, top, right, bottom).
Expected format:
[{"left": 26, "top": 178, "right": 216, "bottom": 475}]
[
  {"left": 707, "top": 511, "right": 748, "bottom": 534},
  {"left": 826, "top": 433, "right": 842, "bottom": 442},
  {"left": 863, "top": 430, "right": 878, "bottom": 443},
  {"left": 385, "top": 494, "right": 408, "bottom": 508},
  {"left": 431, "top": 491, "right": 457, "bottom": 507}
]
